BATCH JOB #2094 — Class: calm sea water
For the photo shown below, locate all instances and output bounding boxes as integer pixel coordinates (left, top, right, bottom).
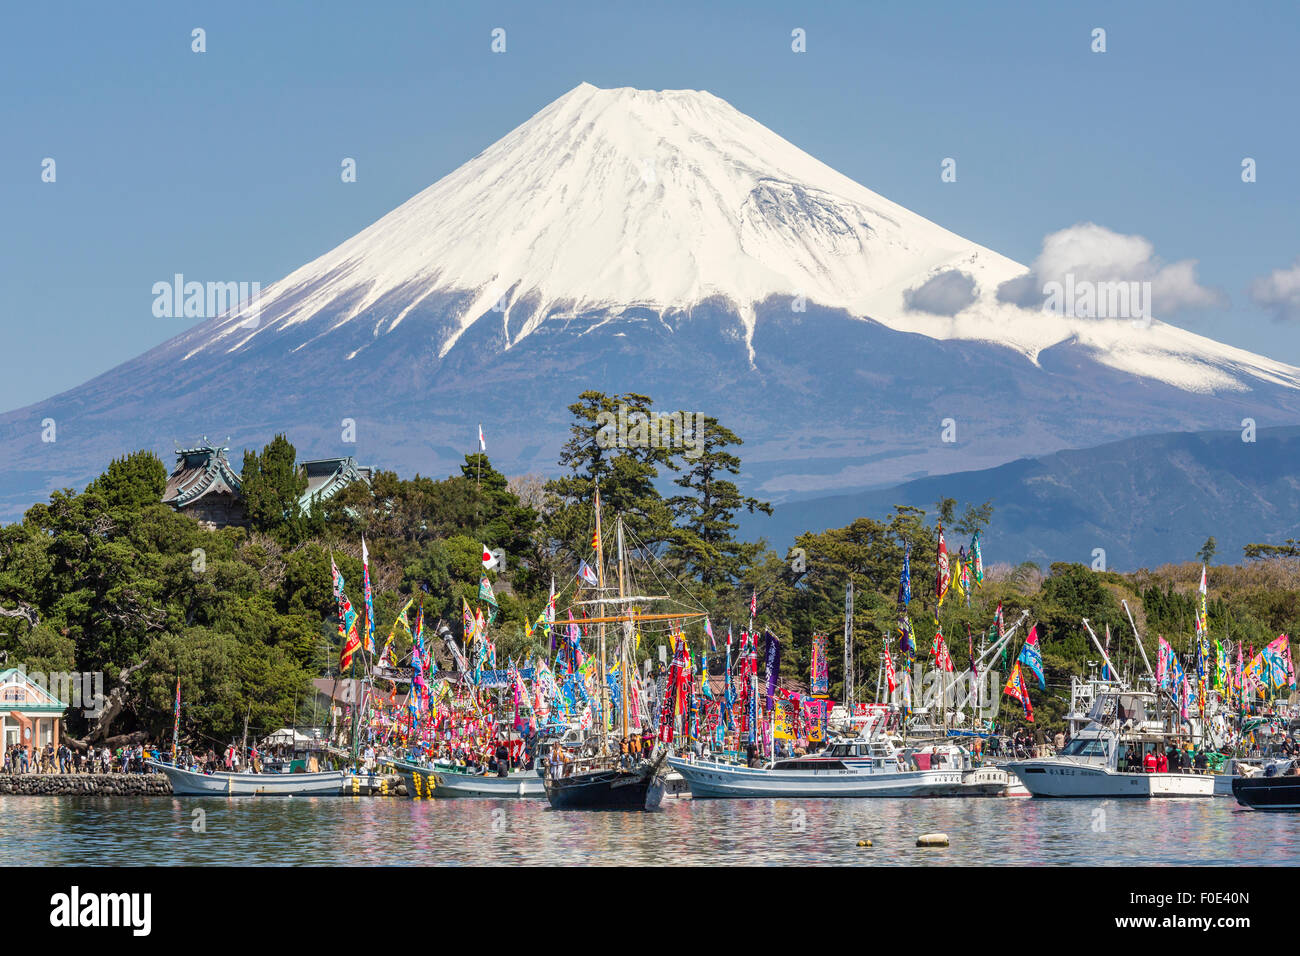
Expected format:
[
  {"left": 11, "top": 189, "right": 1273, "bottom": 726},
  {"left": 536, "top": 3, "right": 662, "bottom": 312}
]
[{"left": 2, "top": 793, "right": 1294, "bottom": 866}]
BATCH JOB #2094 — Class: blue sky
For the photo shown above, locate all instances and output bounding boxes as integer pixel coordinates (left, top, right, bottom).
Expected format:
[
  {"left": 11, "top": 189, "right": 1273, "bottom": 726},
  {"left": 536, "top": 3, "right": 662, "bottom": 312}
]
[{"left": 2, "top": 0, "right": 1297, "bottom": 411}]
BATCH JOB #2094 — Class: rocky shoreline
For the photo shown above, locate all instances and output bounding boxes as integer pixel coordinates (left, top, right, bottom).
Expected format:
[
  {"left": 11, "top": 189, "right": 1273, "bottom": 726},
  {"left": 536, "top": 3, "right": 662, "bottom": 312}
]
[{"left": 0, "top": 773, "right": 173, "bottom": 795}]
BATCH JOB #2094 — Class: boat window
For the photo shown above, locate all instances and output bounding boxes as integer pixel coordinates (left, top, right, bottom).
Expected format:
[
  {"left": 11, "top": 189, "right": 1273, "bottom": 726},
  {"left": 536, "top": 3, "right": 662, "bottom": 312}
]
[{"left": 1061, "top": 737, "right": 1109, "bottom": 758}]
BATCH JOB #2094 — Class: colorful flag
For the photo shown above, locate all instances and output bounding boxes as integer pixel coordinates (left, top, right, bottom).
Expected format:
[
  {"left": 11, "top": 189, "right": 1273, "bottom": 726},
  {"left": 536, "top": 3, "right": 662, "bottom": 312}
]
[
  {"left": 931, "top": 627, "right": 955, "bottom": 673},
  {"left": 361, "top": 538, "right": 375, "bottom": 654},
  {"left": 478, "top": 576, "right": 497, "bottom": 606},
  {"left": 763, "top": 629, "right": 781, "bottom": 712},
  {"left": 957, "top": 546, "right": 971, "bottom": 606},
  {"left": 1003, "top": 661, "right": 1034, "bottom": 721},
  {"left": 577, "top": 560, "right": 599, "bottom": 587},
  {"left": 882, "top": 642, "right": 897, "bottom": 694},
  {"left": 898, "top": 614, "right": 915, "bottom": 657},
  {"left": 936, "top": 525, "right": 950, "bottom": 609},
  {"left": 332, "top": 557, "right": 361, "bottom": 672},
  {"left": 810, "top": 633, "right": 829, "bottom": 695},
  {"left": 970, "top": 530, "right": 984, "bottom": 587},
  {"left": 897, "top": 543, "right": 912, "bottom": 610},
  {"left": 380, "top": 596, "right": 414, "bottom": 666},
  {"left": 1018, "top": 625, "right": 1045, "bottom": 690},
  {"left": 750, "top": 588, "right": 758, "bottom": 619},
  {"left": 171, "top": 675, "right": 181, "bottom": 764},
  {"left": 705, "top": 618, "right": 716, "bottom": 651},
  {"left": 1196, "top": 565, "right": 1209, "bottom": 638}
]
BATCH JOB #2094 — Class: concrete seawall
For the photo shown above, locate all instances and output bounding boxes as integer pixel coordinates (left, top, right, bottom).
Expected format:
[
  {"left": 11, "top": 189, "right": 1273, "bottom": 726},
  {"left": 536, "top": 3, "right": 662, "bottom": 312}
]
[{"left": 0, "top": 773, "right": 172, "bottom": 795}]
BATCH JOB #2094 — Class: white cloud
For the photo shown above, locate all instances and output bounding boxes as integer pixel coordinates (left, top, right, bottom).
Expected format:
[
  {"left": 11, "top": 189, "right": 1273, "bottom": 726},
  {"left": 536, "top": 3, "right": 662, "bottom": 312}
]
[
  {"left": 997, "top": 222, "right": 1225, "bottom": 315},
  {"left": 903, "top": 269, "right": 977, "bottom": 316},
  {"left": 1249, "top": 257, "right": 1300, "bottom": 322}
]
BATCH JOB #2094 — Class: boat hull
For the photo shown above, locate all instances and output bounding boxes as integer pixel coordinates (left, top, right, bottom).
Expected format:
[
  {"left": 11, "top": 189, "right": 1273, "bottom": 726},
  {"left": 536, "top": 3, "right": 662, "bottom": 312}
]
[
  {"left": 962, "top": 765, "right": 1030, "bottom": 797},
  {"left": 1231, "top": 775, "right": 1300, "bottom": 811},
  {"left": 544, "top": 767, "right": 666, "bottom": 810},
  {"left": 146, "top": 760, "right": 347, "bottom": 796},
  {"left": 392, "top": 761, "right": 545, "bottom": 798},
  {"left": 1007, "top": 760, "right": 1215, "bottom": 797},
  {"left": 667, "top": 757, "right": 965, "bottom": 798}
]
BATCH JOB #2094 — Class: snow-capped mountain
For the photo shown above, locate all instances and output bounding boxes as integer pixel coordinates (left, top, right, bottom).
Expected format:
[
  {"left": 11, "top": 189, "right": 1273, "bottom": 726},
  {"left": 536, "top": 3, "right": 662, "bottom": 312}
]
[{"left": 4, "top": 83, "right": 1300, "bottom": 525}]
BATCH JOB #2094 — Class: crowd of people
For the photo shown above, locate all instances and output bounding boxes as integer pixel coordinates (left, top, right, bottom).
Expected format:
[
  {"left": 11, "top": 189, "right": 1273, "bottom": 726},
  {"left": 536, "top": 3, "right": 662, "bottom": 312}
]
[
  {"left": 2, "top": 742, "right": 154, "bottom": 774},
  {"left": 1123, "top": 745, "right": 1212, "bottom": 774}
]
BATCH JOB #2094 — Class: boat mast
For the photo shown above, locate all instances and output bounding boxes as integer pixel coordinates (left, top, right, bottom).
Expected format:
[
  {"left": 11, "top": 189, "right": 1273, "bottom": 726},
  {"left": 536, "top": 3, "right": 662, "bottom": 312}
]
[
  {"left": 594, "top": 486, "right": 608, "bottom": 757},
  {"left": 844, "top": 578, "right": 854, "bottom": 720},
  {"left": 1121, "top": 599, "right": 1157, "bottom": 685},
  {"left": 617, "top": 516, "right": 629, "bottom": 741}
]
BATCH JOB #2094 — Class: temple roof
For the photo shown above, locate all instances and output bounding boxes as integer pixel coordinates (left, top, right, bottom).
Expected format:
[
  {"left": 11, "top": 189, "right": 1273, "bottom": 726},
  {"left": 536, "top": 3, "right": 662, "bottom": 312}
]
[
  {"left": 163, "top": 439, "right": 242, "bottom": 507},
  {"left": 300, "top": 456, "right": 372, "bottom": 508}
]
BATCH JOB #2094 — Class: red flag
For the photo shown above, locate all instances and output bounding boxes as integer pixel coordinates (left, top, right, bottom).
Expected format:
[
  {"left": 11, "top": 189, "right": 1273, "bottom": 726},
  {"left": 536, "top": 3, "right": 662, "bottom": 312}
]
[
  {"left": 1003, "top": 662, "right": 1034, "bottom": 722},
  {"left": 883, "top": 643, "right": 897, "bottom": 694},
  {"left": 932, "top": 628, "right": 955, "bottom": 673},
  {"left": 936, "top": 525, "right": 950, "bottom": 607}
]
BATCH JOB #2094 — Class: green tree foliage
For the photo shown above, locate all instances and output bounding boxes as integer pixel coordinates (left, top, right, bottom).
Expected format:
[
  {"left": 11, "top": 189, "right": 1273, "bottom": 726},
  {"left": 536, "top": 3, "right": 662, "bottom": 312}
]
[
  {"left": 667, "top": 416, "right": 771, "bottom": 590},
  {"left": 4, "top": 392, "right": 1298, "bottom": 747},
  {"left": 240, "top": 434, "right": 309, "bottom": 541}
]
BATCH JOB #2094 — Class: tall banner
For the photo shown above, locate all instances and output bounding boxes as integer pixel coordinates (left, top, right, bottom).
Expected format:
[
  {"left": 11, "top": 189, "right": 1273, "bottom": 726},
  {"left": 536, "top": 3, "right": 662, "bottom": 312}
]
[
  {"left": 773, "top": 697, "right": 796, "bottom": 740},
  {"left": 362, "top": 538, "right": 375, "bottom": 654},
  {"left": 810, "top": 634, "right": 829, "bottom": 695},
  {"left": 763, "top": 629, "right": 781, "bottom": 713},
  {"left": 936, "top": 525, "right": 950, "bottom": 609},
  {"left": 171, "top": 675, "right": 181, "bottom": 763}
]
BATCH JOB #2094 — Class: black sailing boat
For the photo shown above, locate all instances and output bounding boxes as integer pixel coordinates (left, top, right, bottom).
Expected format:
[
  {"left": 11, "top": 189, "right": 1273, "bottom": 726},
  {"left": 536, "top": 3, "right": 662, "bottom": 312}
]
[{"left": 542, "top": 491, "right": 694, "bottom": 811}]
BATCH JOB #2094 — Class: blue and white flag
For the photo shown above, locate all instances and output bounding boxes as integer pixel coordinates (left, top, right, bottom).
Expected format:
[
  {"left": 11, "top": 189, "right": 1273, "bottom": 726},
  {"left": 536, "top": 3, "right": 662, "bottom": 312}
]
[{"left": 1018, "top": 625, "right": 1046, "bottom": 690}]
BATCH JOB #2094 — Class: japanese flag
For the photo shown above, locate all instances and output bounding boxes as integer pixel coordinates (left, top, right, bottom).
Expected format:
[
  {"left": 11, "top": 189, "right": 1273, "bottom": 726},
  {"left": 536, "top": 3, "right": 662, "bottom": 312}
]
[
  {"left": 478, "top": 424, "right": 486, "bottom": 452},
  {"left": 482, "top": 545, "right": 501, "bottom": 570}
]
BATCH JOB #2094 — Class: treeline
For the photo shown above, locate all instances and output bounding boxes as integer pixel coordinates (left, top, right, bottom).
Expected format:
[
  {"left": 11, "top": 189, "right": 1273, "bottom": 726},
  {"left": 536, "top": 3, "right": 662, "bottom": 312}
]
[{"left": 1, "top": 389, "right": 1298, "bottom": 744}]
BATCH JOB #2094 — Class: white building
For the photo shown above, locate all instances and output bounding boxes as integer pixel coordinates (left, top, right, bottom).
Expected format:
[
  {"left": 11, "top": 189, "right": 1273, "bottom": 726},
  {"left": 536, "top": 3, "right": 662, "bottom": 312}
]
[{"left": 0, "top": 668, "right": 68, "bottom": 757}]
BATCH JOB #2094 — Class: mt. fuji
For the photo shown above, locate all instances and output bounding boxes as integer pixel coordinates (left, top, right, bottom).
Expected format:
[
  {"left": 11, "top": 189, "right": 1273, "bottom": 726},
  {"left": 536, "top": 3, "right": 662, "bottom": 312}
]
[{"left": 4, "top": 83, "right": 1300, "bottom": 523}]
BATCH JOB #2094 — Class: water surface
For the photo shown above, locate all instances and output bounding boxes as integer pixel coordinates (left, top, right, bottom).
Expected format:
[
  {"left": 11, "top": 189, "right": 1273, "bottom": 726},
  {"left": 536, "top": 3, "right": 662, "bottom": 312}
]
[{"left": 1, "top": 794, "right": 1291, "bottom": 866}]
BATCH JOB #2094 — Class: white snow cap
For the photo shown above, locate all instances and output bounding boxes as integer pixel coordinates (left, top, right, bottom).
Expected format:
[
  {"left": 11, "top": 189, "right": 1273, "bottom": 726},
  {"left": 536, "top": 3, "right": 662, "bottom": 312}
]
[{"left": 199, "top": 83, "right": 1300, "bottom": 393}]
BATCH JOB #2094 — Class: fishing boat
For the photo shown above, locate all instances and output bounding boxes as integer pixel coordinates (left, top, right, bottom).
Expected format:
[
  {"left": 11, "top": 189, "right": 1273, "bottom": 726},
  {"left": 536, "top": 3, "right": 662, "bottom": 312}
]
[
  {"left": 1006, "top": 690, "right": 1215, "bottom": 798},
  {"left": 546, "top": 749, "right": 668, "bottom": 810},
  {"left": 541, "top": 492, "right": 678, "bottom": 811},
  {"left": 390, "top": 757, "right": 545, "bottom": 798},
  {"left": 1231, "top": 759, "right": 1300, "bottom": 810},
  {"left": 667, "top": 732, "right": 965, "bottom": 798},
  {"left": 146, "top": 759, "right": 347, "bottom": 796}
]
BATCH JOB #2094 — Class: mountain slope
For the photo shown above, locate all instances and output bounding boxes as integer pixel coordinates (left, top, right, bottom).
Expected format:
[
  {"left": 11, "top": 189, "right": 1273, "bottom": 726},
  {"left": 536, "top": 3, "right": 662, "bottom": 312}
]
[
  {"left": 3, "top": 83, "right": 1300, "bottom": 527},
  {"left": 740, "top": 426, "right": 1300, "bottom": 570}
]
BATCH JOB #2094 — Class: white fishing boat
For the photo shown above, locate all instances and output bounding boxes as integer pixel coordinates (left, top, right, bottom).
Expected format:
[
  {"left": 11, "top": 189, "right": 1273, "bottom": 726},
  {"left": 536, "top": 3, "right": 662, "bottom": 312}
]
[
  {"left": 667, "top": 735, "right": 965, "bottom": 798},
  {"left": 147, "top": 760, "right": 348, "bottom": 796},
  {"left": 1006, "top": 690, "right": 1215, "bottom": 798},
  {"left": 391, "top": 758, "right": 546, "bottom": 798}
]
